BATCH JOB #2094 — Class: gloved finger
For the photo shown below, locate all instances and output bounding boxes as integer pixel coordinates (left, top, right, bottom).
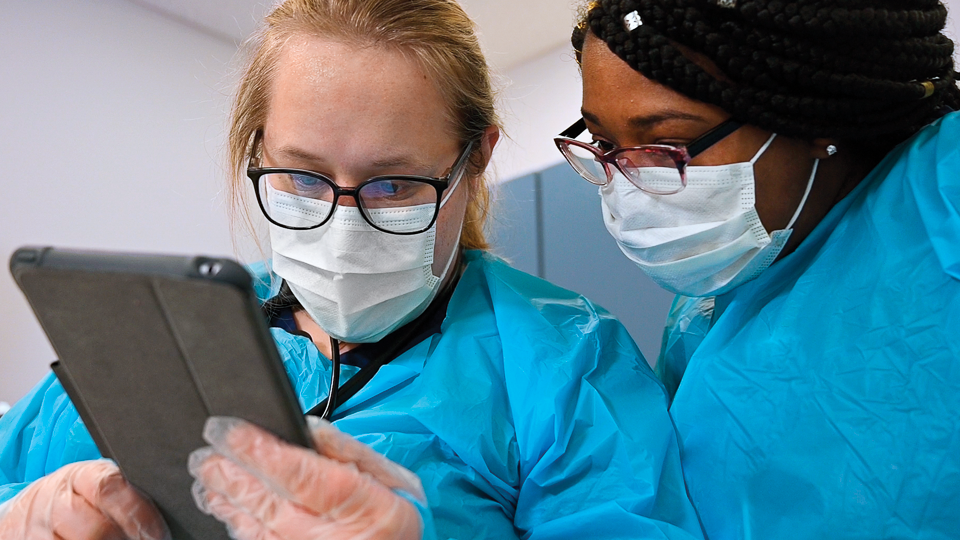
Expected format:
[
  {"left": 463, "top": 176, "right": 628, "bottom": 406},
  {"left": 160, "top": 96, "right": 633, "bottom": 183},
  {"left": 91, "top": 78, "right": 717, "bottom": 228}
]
[
  {"left": 72, "top": 461, "right": 170, "bottom": 540},
  {"left": 0, "top": 478, "right": 122, "bottom": 540},
  {"left": 50, "top": 487, "right": 126, "bottom": 540},
  {"left": 190, "top": 454, "right": 284, "bottom": 523},
  {"left": 306, "top": 416, "right": 426, "bottom": 504},
  {"left": 198, "top": 468, "right": 415, "bottom": 540},
  {"left": 194, "top": 463, "right": 335, "bottom": 540},
  {"left": 0, "top": 461, "right": 163, "bottom": 540},
  {"left": 198, "top": 417, "right": 376, "bottom": 513},
  {"left": 202, "top": 488, "right": 284, "bottom": 540},
  {"left": 191, "top": 443, "right": 368, "bottom": 523}
]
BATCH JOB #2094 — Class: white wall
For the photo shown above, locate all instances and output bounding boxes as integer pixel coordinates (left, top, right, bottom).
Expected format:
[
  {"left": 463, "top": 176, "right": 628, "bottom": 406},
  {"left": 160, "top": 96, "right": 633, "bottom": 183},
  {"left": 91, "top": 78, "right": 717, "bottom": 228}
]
[
  {"left": 0, "top": 0, "right": 239, "bottom": 404},
  {"left": 948, "top": 1, "right": 960, "bottom": 62},
  {"left": 491, "top": 44, "right": 583, "bottom": 184}
]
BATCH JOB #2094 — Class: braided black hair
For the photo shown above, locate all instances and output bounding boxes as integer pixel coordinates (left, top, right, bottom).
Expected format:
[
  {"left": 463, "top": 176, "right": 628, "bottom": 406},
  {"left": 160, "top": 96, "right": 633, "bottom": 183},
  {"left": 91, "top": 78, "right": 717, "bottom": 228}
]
[{"left": 573, "top": 0, "right": 960, "bottom": 146}]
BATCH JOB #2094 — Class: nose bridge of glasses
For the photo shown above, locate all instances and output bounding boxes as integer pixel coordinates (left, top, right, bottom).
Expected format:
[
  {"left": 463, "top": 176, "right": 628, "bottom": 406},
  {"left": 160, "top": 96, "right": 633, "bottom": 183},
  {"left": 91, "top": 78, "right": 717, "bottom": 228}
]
[
  {"left": 299, "top": 171, "right": 367, "bottom": 207},
  {"left": 329, "top": 182, "right": 363, "bottom": 207}
]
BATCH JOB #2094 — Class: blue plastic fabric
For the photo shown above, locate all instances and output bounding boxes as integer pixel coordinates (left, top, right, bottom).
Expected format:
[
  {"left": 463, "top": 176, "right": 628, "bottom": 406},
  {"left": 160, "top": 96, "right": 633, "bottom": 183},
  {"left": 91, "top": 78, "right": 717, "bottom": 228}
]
[
  {"left": 655, "top": 296, "right": 714, "bottom": 400},
  {"left": 660, "top": 111, "right": 960, "bottom": 540},
  {"left": 0, "top": 251, "right": 703, "bottom": 539}
]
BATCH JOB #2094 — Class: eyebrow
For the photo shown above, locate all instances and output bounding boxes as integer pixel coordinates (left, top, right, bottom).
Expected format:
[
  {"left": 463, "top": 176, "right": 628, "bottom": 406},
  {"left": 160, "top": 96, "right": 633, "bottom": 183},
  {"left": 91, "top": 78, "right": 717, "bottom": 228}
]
[
  {"left": 581, "top": 109, "right": 709, "bottom": 130},
  {"left": 273, "top": 145, "right": 327, "bottom": 164},
  {"left": 370, "top": 155, "right": 430, "bottom": 170},
  {"left": 273, "top": 145, "right": 432, "bottom": 172}
]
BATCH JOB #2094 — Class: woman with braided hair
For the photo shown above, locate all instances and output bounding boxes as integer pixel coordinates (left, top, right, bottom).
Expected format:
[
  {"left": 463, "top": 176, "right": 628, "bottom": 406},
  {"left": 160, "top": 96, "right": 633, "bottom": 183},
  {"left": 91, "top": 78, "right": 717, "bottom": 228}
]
[{"left": 555, "top": 0, "right": 960, "bottom": 538}]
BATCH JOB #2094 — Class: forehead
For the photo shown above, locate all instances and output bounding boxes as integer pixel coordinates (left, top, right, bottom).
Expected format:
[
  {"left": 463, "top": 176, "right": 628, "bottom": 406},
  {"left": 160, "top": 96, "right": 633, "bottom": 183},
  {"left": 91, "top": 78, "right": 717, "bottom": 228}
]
[
  {"left": 579, "top": 33, "right": 721, "bottom": 128},
  {"left": 264, "top": 34, "right": 457, "bottom": 157}
]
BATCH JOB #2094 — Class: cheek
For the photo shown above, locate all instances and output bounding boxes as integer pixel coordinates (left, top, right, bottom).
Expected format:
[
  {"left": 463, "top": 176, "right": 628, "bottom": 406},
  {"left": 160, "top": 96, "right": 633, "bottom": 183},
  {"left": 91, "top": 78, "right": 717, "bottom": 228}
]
[
  {"left": 431, "top": 180, "right": 470, "bottom": 273},
  {"left": 751, "top": 141, "right": 816, "bottom": 231}
]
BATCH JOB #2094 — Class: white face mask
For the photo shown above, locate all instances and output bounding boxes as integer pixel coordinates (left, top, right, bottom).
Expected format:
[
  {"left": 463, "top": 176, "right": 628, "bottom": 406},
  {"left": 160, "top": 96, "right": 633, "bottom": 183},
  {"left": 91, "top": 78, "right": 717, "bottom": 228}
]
[
  {"left": 600, "top": 134, "right": 818, "bottom": 297},
  {"left": 269, "top": 175, "right": 464, "bottom": 343}
]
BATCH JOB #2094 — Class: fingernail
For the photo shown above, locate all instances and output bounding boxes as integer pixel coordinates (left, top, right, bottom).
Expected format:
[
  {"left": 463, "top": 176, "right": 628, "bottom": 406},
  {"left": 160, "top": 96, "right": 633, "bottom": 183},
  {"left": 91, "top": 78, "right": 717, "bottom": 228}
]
[
  {"left": 203, "top": 416, "right": 244, "bottom": 449},
  {"left": 187, "top": 447, "right": 216, "bottom": 477},
  {"left": 305, "top": 415, "right": 334, "bottom": 431},
  {"left": 190, "top": 480, "right": 211, "bottom": 515},
  {"left": 97, "top": 469, "right": 128, "bottom": 501}
]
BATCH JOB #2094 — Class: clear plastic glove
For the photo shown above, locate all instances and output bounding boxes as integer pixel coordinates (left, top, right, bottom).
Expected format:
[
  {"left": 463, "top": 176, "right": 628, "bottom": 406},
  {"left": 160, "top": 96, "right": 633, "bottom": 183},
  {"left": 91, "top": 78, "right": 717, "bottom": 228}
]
[
  {"left": 0, "top": 460, "right": 170, "bottom": 540},
  {"left": 188, "top": 416, "right": 425, "bottom": 540}
]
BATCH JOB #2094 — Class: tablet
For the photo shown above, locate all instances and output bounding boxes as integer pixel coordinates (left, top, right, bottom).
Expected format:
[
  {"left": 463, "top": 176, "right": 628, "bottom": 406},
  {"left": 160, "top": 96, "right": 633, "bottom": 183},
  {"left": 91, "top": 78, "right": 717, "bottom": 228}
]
[{"left": 10, "top": 246, "right": 313, "bottom": 540}]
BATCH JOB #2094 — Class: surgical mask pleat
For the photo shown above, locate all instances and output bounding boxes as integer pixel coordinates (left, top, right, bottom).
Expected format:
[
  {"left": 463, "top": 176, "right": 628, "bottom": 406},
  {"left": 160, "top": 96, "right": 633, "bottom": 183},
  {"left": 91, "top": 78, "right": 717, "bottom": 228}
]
[
  {"left": 268, "top": 176, "right": 461, "bottom": 343},
  {"left": 599, "top": 133, "right": 818, "bottom": 297},
  {"left": 270, "top": 209, "right": 434, "bottom": 276}
]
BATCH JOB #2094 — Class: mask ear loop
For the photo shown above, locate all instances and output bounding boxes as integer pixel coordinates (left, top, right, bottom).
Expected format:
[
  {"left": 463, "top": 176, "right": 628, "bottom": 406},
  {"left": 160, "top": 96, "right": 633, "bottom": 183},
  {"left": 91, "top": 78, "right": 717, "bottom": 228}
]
[
  {"left": 432, "top": 150, "right": 473, "bottom": 281},
  {"left": 439, "top": 162, "right": 467, "bottom": 207},
  {"left": 749, "top": 134, "right": 778, "bottom": 165},
  {"left": 784, "top": 159, "right": 818, "bottom": 230},
  {"left": 433, "top": 174, "right": 468, "bottom": 281}
]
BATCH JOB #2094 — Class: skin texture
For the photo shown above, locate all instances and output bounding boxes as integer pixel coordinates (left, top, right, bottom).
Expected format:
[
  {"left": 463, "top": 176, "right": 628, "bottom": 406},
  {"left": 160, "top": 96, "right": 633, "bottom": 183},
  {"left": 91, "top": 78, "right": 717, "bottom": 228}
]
[
  {"left": 580, "top": 33, "right": 874, "bottom": 258},
  {"left": 262, "top": 35, "right": 497, "bottom": 357}
]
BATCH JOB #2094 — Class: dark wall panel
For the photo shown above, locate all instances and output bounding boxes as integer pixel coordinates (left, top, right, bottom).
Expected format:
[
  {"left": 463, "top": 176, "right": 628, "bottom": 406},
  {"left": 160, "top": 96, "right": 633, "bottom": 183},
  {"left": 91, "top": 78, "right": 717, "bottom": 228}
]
[{"left": 536, "top": 164, "right": 676, "bottom": 366}]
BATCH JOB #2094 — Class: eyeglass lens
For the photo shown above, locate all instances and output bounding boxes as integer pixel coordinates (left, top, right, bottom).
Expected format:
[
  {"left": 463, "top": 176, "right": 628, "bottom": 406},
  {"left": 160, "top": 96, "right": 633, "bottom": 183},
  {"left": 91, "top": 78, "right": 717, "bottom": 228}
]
[
  {"left": 257, "top": 173, "right": 440, "bottom": 233},
  {"left": 612, "top": 149, "right": 686, "bottom": 194},
  {"left": 561, "top": 144, "right": 609, "bottom": 186},
  {"left": 557, "top": 141, "right": 685, "bottom": 195}
]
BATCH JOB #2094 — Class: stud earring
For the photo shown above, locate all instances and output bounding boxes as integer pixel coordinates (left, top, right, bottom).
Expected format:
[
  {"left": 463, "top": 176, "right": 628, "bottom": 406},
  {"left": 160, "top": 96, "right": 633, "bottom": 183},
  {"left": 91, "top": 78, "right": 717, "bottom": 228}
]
[{"left": 826, "top": 145, "right": 838, "bottom": 156}]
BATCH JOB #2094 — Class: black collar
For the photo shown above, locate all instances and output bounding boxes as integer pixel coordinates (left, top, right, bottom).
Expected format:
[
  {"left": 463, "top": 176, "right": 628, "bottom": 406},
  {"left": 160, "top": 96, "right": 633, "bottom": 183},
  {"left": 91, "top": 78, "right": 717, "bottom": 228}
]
[{"left": 262, "top": 273, "right": 460, "bottom": 415}]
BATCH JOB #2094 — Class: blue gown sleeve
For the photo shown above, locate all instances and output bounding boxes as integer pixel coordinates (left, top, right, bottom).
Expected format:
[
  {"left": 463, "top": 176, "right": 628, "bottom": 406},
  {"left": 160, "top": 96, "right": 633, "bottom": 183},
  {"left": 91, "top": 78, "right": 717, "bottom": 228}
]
[
  {"left": 489, "top": 268, "right": 704, "bottom": 539},
  {"left": 0, "top": 373, "right": 101, "bottom": 505}
]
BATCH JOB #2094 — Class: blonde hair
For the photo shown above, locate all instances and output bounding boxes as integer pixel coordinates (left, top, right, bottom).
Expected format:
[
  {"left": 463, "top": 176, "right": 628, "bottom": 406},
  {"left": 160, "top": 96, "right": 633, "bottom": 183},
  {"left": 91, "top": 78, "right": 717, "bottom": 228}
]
[{"left": 227, "top": 0, "right": 499, "bottom": 251}]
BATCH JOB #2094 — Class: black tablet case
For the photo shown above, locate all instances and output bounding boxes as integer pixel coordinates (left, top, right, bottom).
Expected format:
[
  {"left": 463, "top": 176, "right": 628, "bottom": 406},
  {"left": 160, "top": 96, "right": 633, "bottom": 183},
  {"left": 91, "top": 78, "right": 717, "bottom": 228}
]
[{"left": 10, "top": 247, "right": 313, "bottom": 540}]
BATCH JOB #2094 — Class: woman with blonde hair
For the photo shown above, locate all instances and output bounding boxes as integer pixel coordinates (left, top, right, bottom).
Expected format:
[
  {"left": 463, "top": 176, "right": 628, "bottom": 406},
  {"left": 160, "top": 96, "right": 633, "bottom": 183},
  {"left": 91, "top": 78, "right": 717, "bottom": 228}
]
[{"left": 0, "top": 1, "right": 704, "bottom": 538}]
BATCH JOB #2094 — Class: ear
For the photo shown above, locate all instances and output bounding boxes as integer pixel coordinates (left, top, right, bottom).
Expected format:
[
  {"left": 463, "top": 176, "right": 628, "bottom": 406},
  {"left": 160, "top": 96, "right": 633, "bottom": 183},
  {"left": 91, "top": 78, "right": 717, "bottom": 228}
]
[
  {"left": 810, "top": 138, "right": 840, "bottom": 159},
  {"left": 477, "top": 125, "right": 501, "bottom": 171}
]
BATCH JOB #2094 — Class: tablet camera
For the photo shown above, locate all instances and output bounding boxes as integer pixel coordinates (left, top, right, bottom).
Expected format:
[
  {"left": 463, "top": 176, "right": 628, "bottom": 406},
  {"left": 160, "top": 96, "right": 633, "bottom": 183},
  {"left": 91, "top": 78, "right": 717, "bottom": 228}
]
[{"left": 198, "top": 260, "right": 224, "bottom": 276}]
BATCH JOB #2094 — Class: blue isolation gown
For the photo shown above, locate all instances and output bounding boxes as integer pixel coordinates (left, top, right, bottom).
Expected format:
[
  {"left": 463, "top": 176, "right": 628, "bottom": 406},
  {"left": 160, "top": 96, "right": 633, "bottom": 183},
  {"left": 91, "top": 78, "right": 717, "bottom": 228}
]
[
  {"left": 0, "top": 251, "right": 703, "bottom": 539},
  {"left": 659, "top": 111, "right": 960, "bottom": 539}
]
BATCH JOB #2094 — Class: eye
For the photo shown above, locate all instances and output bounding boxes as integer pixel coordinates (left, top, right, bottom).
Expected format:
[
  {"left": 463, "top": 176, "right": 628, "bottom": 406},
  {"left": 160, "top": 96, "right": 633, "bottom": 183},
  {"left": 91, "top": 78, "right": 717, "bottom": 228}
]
[
  {"left": 592, "top": 139, "right": 616, "bottom": 153},
  {"left": 378, "top": 180, "right": 404, "bottom": 196},
  {"left": 360, "top": 179, "right": 434, "bottom": 206},
  {"left": 364, "top": 180, "right": 419, "bottom": 199},
  {"left": 291, "top": 173, "right": 323, "bottom": 191}
]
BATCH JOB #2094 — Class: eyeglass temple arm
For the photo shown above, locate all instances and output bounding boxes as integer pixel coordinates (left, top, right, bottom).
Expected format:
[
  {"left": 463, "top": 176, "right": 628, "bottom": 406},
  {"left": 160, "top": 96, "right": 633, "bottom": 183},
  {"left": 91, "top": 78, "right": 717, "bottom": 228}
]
[
  {"left": 560, "top": 118, "right": 587, "bottom": 139},
  {"left": 685, "top": 119, "right": 743, "bottom": 159},
  {"left": 559, "top": 117, "right": 742, "bottom": 157},
  {"left": 248, "top": 130, "right": 264, "bottom": 169}
]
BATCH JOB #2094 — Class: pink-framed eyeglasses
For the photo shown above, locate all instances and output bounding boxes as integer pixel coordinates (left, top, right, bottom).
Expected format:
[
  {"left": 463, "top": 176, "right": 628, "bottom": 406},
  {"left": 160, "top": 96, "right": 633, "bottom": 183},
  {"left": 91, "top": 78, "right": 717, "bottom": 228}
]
[{"left": 554, "top": 117, "right": 743, "bottom": 195}]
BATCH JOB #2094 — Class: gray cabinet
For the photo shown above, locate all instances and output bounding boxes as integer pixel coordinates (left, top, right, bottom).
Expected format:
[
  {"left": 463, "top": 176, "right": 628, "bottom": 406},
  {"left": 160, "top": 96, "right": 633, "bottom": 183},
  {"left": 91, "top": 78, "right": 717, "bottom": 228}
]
[{"left": 487, "top": 163, "right": 675, "bottom": 367}]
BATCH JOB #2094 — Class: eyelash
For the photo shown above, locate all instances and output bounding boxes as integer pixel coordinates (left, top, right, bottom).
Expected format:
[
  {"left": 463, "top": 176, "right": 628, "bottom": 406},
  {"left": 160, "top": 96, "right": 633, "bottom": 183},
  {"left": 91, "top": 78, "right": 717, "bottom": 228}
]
[
  {"left": 592, "top": 139, "right": 616, "bottom": 152},
  {"left": 591, "top": 137, "right": 689, "bottom": 152}
]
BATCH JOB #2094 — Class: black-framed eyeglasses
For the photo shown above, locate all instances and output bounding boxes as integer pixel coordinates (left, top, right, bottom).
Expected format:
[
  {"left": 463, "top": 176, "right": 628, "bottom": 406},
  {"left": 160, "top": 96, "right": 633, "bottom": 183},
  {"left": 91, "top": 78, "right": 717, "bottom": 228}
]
[
  {"left": 554, "top": 117, "right": 742, "bottom": 195},
  {"left": 247, "top": 135, "right": 475, "bottom": 235}
]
